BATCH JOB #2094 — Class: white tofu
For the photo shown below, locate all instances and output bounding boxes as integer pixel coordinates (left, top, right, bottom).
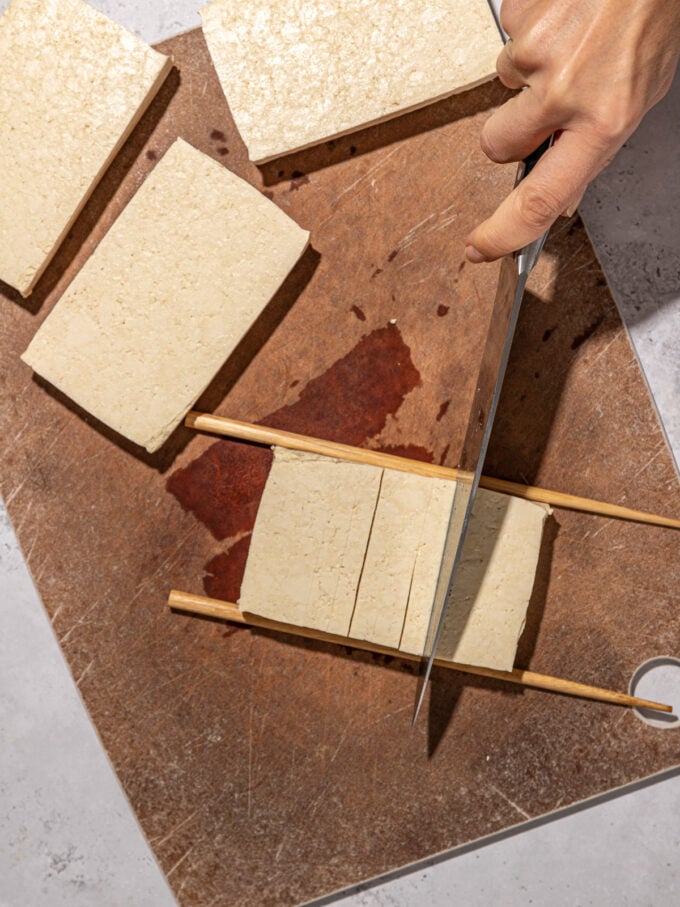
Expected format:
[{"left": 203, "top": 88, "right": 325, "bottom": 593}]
[
  {"left": 0, "top": 0, "right": 172, "bottom": 297},
  {"left": 414, "top": 489, "right": 550, "bottom": 671},
  {"left": 201, "top": 0, "right": 503, "bottom": 163},
  {"left": 349, "top": 469, "right": 441, "bottom": 651},
  {"left": 239, "top": 448, "right": 383, "bottom": 637},
  {"left": 398, "top": 476, "right": 458, "bottom": 654},
  {"left": 239, "top": 449, "right": 550, "bottom": 672},
  {"left": 22, "top": 139, "right": 310, "bottom": 452}
]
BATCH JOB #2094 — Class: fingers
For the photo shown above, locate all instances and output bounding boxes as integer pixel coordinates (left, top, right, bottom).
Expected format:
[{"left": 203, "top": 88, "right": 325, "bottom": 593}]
[
  {"left": 466, "top": 129, "right": 605, "bottom": 261},
  {"left": 481, "top": 88, "right": 556, "bottom": 164},
  {"left": 495, "top": 41, "right": 526, "bottom": 90}
]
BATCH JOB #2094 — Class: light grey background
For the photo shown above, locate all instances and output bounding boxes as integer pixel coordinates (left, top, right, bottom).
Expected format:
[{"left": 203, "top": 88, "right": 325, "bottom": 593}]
[{"left": 1, "top": 2, "right": 679, "bottom": 906}]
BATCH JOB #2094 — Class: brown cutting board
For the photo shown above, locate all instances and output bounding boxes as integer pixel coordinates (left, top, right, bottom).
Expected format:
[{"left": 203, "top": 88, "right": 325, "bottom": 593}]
[{"left": 1, "top": 28, "right": 679, "bottom": 907}]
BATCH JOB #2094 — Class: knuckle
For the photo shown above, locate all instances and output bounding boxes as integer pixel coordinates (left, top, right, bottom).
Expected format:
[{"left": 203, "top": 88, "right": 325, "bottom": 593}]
[{"left": 517, "top": 184, "right": 563, "bottom": 229}]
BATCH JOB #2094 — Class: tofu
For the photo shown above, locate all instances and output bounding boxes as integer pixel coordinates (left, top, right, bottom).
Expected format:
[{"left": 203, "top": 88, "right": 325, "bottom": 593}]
[
  {"left": 201, "top": 0, "right": 503, "bottom": 163},
  {"left": 0, "top": 0, "right": 172, "bottom": 297},
  {"left": 349, "top": 469, "right": 442, "bottom": 650},
  {"left": 434, "top": 490, "right": 549, "bottom": 671},
  {"left": 239, "top": 448, "right": 383, "bottom": 637},
  {"left": 239, "top": 449, "right": 550, "bottom": 672},
  {"left": 22, "top": 139, "right": 310, "bottom": 452}
]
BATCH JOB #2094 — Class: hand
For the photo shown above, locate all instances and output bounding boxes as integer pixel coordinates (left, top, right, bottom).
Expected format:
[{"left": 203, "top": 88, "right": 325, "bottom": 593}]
[{"left": 466, "top": 0, "right": 680, "bottom": 263}]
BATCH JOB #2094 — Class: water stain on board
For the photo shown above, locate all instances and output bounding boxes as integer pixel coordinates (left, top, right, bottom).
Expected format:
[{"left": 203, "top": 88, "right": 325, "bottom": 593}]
[{"left": 167, "top": 324, "right": 421, "bottom": 597}]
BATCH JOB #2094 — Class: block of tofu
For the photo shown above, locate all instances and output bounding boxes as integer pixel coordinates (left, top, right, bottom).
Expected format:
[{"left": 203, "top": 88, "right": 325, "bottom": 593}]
[
  {"left": 201, "top": 0, "right": 503, "bottom": 163},
  {"left": 0, "top": 0, "right": 172, "bottom": 297},
  {"left": 238, "top": 449, "right": 550, "bottom": 671},
  {"left": 239, "top": 448, "right": 383, "bottom": 637},
  {"left": 22, "top": 139, "right": 310, "bottom": 452}
]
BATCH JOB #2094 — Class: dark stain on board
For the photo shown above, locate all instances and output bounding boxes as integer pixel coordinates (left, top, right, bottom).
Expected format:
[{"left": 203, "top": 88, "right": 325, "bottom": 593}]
[
  {"left": 436, "top": 400, "right": 450, "bottom": 422},
  {"left": 387, "top": 249, "right": 399, "bottom": 262},
  {"left": 167, "top": 325, "right": 421, "bottom": 596},
  {"left": 571, "top": 315, "right": 606, "bottom": 350},
  {"left": 264, "top": 324, "right": 421, "bottom": 444},
  {"left": 217, "top": 146, "right": 229, "bottom": 156},
  {"left": 204, "top": 535, "right": 252, "bottom": 602},
  {"left": 351, "top": 305, "right": 367, "bottom": 322},
  {"left": 377, "top": 444, "right": 434, "bottom": 463},
  {"left": 542, "top": 326, "right": 556, "bottom": 342},
  {"left": 290, "top": 171, "right": 310, "bottom": 191},
  {"left": 145, "top": 149, "right": 158, "bottom": 161},
  {"left": 437, "top": 304, "right": 450, "bottom": 317},
  {"left": 167, "top": 442, "right": 273, "bottom": 541},
  {"left": 210, "top": 129, "right": 226, "bottom": 141}
]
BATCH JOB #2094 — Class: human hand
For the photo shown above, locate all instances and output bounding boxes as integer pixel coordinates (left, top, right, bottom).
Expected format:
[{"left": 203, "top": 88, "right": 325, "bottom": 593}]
[{"left": 466, "top": 0, "right": 680, "bottom": 263}]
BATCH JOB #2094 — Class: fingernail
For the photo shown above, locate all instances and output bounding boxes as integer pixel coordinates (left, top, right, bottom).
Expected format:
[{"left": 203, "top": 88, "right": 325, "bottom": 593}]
[
  {"left": 465, "top": 245, "right": 489, "bottom": 264},
  {"left": 565, "top": 204, "right": 577, "bottom": 218}
]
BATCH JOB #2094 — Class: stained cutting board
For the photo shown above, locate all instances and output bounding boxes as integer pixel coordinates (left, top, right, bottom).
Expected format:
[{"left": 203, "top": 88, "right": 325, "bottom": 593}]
[{"left": 1, "top": 28, "right": 679, "bottom": 907}]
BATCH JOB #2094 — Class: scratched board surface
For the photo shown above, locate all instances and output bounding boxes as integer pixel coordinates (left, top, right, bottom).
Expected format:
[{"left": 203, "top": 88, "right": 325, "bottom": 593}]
[{"left": 1, "top": 28, "right": 679, "bottom": 907}]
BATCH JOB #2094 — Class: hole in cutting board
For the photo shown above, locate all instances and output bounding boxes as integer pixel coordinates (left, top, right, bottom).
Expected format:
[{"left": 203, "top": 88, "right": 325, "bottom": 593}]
[{"left": 629, "top": 657, "right": 680, "bottom": 729}]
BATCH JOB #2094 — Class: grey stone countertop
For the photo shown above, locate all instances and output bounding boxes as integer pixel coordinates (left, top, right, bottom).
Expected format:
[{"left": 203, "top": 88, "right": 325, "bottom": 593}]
[{"left": 1, "top": 2, "right": 678, "bottom": 905}]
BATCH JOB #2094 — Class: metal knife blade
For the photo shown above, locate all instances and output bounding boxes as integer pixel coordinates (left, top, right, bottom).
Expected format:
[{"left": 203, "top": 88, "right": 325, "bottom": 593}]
[{"left": 412, "top": 137, "right": 553, "bottom": 723}]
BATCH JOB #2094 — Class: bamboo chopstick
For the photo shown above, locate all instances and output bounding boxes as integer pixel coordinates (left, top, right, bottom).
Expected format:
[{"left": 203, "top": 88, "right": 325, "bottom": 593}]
[
  {"left": 168, "top": 590, "right": 673, "bottom": 714},
  {"left": 185, "top": 412, "right": 680, "bottom": 531}
]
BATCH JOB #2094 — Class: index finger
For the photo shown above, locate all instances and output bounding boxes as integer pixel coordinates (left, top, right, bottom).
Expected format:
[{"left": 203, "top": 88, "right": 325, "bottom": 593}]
[{"left": 465, "top": 129, "right": 607, "bottom": 262}]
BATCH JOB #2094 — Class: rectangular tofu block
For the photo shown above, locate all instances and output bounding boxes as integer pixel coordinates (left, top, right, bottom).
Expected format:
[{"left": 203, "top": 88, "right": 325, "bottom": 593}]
[
  {"left": 0, "top": 0, "right": 172, "bottom": 297},
  {"left": 238, "top": 449, "right": 550, "bottom": 672},
  {"left": 22, "top": 139, "right": 310, "bottom": 452},
  {"left": 201, "top": 0, "right": 503, "bottom": 163},
  {"left": 239, "top": 448, "right": 383, "bottom": 637}
]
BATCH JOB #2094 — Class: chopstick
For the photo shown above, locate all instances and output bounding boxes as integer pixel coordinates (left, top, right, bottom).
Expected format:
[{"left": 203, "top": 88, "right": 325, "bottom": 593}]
[
  {"left": 168, "top": 590, "right": 673, "bottom": 714},
  {"left": 185, "top": 412, "right": 680, "bottom": 531}
]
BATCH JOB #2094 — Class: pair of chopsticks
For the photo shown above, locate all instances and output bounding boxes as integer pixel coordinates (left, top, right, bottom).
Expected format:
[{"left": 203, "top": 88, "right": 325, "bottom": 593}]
[{"left": 169, "top": 410, "right": 679, "bottom": 714}]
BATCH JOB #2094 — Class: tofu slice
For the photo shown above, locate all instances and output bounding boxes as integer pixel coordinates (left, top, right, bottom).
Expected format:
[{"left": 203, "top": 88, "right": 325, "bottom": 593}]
[
  {"left": 398, "top": 476, "right": 458, "bottom": 654},
  {"left": 402, "top": 489, "right": 550, "bottom": 671},
  {"left": 201, "top": 0, "right": 503, "bottom": 163},
  {"left": 0, "top": 0, "right": 172, "bottom": 297},
  {"left": 239, "top": 448, "right": 383, "bottom": 637},
  {"left": 22, "top": 139, "right": 310, "bottom": 452},
  {"left": 349, "top": 469, "right": 441, "bottom": 650}
]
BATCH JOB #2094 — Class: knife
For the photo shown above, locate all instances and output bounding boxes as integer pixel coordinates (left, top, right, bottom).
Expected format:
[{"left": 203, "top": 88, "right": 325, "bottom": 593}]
[{"left": 412, "top": 134, "right": 554, "bottom": 723}]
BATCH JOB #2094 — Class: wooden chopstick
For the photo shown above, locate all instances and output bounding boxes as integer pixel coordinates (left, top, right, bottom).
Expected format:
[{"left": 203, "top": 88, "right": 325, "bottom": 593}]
[
  {"left": 168, "top": 590, "right": 673, "bottom": 714},
  {"left": 185, "top": 412, "right": 680, "bottom": 531}
]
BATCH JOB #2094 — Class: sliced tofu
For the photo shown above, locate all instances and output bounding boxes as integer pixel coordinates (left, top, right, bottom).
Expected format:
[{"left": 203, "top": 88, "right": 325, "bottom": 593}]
[
  {"left": 22, "top": 139, "right": 310, "bottom": 452},
  {"left": 434, "top": 490, "right": 549, "bottom": 671},
  {"left": 0, "top": 0, "right": 172, "bottom": 296},
  {"left": 398, "top": 476, "right": 458, "bottom": 654},
  {"left": 239, "top": 449, "right": 550, "bottom": 672},
  {"left": 201, "top": 0, "right": 503, "bottom": 163},
  {"left": 349, "top": 469, "right": 443, "bottom": 651},
  {"left": 239, "top": 448, "right": 383, "bottom": 637}
]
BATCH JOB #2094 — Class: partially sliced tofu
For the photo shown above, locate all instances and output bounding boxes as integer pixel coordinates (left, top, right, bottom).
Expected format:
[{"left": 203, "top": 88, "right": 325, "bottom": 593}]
[
  {"left": 349, "top": 469, "right": 440, "bottom": 651},
  {"left": 201, "top": 0, "right": 503, "bottom": 163},
  {"left": 239, "top": 448, "right": 383, "bottom": 637},
  {"left": 0, "top": 0, "right": 172, "bottom": 297},
  {"left": 22, "top": 139, "right": 310, "bottom": 452}
]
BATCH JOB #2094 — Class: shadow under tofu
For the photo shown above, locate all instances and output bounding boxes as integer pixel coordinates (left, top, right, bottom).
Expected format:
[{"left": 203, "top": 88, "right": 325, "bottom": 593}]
[
  {"left": 31, "top": 243, "right": 320, "bottom": 474},
  {"left": 258, "top": 79, "right": 512, "bottom": 186},
  {"left": 5, "top": 65, "right": 180, "bottom": 317}
]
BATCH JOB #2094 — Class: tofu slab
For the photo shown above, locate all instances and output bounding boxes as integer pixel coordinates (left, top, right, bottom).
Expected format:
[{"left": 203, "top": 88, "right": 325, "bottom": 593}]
[
  {"left": 239, "top": 450, "right": 549, "bottom": 671},
  {"left": 201, "top": 0, "right": 503, "bottom": 163},
  {"left": 22, "top": 139, "right": 310, "bottom": 452},
  {"left": 239, "top": 448, "right": 383, "bottom": 637},
  {"left": 0, "top": 0, "right": 172, "bottom": 297}
]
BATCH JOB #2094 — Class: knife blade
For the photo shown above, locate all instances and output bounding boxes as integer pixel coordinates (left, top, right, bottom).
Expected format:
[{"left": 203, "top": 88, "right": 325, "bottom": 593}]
[{"left": 412, "top": 135, "right": 554, "bottom": 723}]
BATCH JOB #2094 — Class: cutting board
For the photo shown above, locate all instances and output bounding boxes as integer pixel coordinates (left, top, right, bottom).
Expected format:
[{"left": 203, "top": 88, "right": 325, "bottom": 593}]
[{"left": 1, "top": 28, "right": 679, "bottom": 907}]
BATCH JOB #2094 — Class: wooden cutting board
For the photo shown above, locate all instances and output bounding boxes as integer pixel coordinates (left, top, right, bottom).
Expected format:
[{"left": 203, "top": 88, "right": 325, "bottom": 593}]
[{"left": 1, "top": 28, "right": 679, "bottom": 907}]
